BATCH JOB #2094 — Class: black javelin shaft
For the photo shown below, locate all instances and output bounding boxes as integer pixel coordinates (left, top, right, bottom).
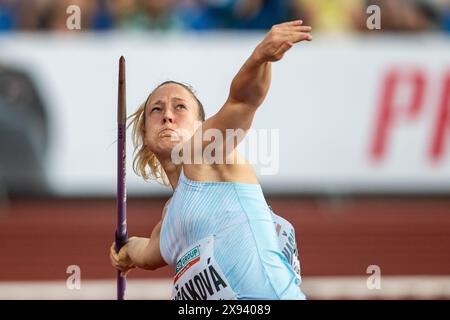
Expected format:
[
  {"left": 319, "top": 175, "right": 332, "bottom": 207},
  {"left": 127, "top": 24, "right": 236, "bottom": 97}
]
[{"left": 116, "top": 56, "right": 128, "bottom": 300}]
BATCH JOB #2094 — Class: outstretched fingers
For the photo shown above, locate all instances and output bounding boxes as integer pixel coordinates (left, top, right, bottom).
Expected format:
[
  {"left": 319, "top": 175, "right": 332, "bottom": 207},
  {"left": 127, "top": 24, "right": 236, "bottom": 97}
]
[
  {"left": 279, "top": 30, "right": 312, "bottom": 43},
  {"left": 276, "top": 23, "right": 312, "bottom": 43},
  {"left": 280, "top": 19, "right": 304, "bottom": 27},
  {"left": 295, "top": 25, "right": 312, "bottom": 32},
  {"left": 279, "top": 24, "right": 311, "bottom": 32}
]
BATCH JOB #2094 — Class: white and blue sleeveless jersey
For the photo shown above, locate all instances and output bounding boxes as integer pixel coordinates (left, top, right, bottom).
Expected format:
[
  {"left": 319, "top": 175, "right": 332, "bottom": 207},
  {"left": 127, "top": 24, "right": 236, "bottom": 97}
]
[{"left": 159, "top": 167, "right": 305, "bottom": 300}]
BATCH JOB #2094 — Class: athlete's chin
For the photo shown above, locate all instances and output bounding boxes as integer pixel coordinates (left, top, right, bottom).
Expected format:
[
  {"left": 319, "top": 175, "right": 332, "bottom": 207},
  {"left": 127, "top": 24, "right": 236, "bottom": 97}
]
[
  {"left": 155, "top": 139, "right": 183, "bottom": 155},
  {"left": 161, "top": 136, "right": 182, "bottom": 146}
]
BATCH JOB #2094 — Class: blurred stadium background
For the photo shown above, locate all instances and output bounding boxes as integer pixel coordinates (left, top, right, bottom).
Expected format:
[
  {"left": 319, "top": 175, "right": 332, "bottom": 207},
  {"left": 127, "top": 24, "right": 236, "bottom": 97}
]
[{"left": 1, "top": 0, "right": 450, "bottom": 299}]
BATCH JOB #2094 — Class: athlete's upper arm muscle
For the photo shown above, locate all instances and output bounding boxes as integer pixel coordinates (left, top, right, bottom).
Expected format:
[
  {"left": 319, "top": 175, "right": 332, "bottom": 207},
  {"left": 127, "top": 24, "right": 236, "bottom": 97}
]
[
  {"left": 187, "top": 98, "right": 257, "bottom": 162},
  {"left": 142, "top": 198, "right": 171, "bottom": 270}
]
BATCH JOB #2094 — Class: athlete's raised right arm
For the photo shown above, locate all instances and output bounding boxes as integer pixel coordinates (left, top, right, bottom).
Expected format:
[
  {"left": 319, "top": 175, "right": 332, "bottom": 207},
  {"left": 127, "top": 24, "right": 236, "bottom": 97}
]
[{"left": 186, "top": 21, "right": 312, "bottom": 162}]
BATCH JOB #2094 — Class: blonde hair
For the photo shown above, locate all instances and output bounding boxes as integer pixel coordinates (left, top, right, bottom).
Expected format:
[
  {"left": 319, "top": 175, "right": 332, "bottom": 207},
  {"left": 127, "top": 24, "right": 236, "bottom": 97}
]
[{"left": 127, "top": 81, "right": 205, "bottom": 187}]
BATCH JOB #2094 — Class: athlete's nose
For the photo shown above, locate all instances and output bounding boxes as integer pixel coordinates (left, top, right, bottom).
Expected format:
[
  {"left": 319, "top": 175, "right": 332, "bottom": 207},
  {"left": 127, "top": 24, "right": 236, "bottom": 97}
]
[
  {"left": 162, "top": 109, "right": 173, "bottom": 124},
  {"left": 163, "top": 116, "right": 173, "bottom": 124}
]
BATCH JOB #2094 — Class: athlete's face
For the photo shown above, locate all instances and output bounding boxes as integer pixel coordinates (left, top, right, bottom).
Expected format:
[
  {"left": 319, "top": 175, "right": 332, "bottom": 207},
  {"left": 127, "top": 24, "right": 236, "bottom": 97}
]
[{"left": 144, "top": 83, "right": 201, "bottom": 157}]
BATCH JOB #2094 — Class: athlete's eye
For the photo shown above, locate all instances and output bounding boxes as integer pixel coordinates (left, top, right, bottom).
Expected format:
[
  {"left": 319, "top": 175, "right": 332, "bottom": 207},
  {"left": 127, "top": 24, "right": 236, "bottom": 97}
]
[
  {"left": 151, "top": 107, "right": 161, "bottom": 113},
  {"left": 176, "top": 104, "right": 186, "bottom": 110}
]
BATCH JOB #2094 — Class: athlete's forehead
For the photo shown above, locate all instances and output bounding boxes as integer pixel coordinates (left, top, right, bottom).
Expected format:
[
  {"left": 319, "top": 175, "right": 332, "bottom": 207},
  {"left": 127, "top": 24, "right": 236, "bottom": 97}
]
[{"left": 148, "top": 83, "right": 193, "bottom": 105}]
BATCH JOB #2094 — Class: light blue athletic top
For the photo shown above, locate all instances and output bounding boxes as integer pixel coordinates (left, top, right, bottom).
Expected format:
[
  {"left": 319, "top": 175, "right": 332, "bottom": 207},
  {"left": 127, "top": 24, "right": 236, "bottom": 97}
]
[{"left": 159, "top": 166, "right": 306, "bottom": 300}]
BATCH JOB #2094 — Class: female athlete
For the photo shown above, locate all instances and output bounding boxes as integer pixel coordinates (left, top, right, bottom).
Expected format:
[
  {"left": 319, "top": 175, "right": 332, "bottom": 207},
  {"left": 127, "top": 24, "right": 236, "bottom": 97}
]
[{"left": 110, "top": 20, "right": 312, "bottom": 300}]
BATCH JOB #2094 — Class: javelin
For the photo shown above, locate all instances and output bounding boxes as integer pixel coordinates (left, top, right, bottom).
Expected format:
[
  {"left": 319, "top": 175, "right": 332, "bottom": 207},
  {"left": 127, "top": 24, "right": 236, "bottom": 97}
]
[{"left": 116, "top": 55, "right": 128, "bottom": 300}]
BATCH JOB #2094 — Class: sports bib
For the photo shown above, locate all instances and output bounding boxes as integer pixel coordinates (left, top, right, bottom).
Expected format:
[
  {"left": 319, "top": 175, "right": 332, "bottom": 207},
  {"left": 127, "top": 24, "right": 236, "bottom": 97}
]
[
  {"left": 271, "top": 211, "right": 302, "bottom": 285},
  {"left": 171, "top": 235, "right": 238, "bottom": 300}
]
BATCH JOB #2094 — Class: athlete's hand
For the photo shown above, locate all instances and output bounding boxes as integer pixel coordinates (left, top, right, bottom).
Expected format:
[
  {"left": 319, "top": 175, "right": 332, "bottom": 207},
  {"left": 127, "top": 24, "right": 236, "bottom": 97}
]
[
  {"left": 252, "top": 20, "right": 312, "bottom": 63},
  {"left": 110, "top": 239, "right": 137, "bottom": 277}
]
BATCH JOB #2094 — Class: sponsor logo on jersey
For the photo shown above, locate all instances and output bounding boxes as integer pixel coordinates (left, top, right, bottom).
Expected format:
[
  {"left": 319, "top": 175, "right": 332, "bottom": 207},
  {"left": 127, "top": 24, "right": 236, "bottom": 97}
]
[{"left": 174, "top": 245, "right": 200, "bottom": 283}]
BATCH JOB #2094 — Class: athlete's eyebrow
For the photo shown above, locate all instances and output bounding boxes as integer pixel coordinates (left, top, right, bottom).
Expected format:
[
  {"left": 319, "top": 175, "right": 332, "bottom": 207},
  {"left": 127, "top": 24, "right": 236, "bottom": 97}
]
[{"left": 152, "top": 100, "right": 165, "bottom": 106}]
